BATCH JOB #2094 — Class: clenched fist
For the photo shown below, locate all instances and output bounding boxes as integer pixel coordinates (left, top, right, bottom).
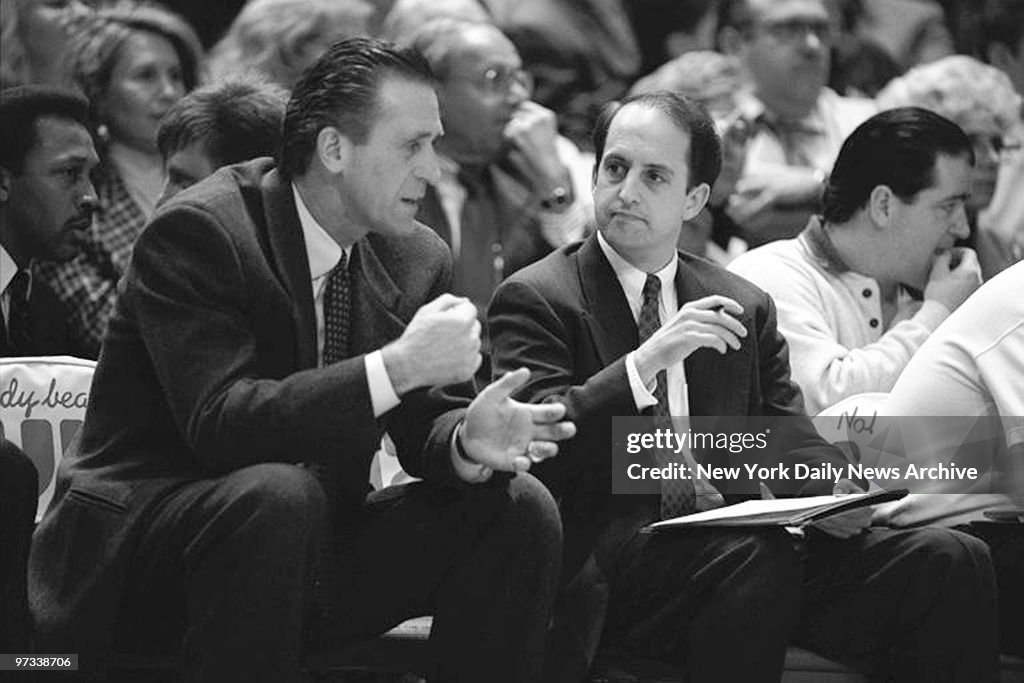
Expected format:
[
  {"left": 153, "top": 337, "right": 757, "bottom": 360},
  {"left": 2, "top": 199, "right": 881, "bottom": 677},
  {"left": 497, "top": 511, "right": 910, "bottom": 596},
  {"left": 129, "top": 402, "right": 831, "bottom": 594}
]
[{"left": 382, "top": 294, "right": 482, "bottom": 395}]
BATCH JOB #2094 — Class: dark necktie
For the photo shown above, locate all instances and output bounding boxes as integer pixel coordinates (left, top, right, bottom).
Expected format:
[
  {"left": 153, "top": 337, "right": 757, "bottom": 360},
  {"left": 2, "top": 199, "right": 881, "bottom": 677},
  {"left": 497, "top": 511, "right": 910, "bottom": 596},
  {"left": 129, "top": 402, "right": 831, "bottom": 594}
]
[
  {"left": 3, "top": 270, "right": 32, "bottom": 356},
  {"left": 637, "top": 274, "right": 695, "bottom": 519},
  {"left": 313, "top": 251, "right": 351, "bottom": 625},
  {"left": 323, "top": 252, "right": 351, "bottom": 365}
]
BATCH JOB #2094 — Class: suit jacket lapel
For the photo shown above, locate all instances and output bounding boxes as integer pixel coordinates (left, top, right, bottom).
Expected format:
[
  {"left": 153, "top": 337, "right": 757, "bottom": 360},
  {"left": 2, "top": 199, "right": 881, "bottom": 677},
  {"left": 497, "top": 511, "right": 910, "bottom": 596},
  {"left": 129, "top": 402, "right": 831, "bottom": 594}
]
[
  {"left": 261, "top": 169, "right": 318, "bottom": 369},
  {"left": 349, "top": 238, "right": 409, "bottom": 356},
  {"left": 676, "top": 259, "right": 750, "bottom": 415},
  {"left": 576, "top": 234, "right": 637, "bottom": 366}
]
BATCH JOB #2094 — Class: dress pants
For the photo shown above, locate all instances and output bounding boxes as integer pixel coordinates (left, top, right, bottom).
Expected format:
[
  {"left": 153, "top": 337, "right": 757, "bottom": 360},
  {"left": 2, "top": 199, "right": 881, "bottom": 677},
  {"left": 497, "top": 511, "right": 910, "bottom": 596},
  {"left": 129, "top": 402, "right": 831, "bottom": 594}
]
[
  {"left": 592, "top": 500, "right": 997, "bottom": 683},
  {"left": 1, "top": 438, "right": 38, "bottom": 653},
  {"left": 111, "top": 464, "right": 561, "bottom": 683}
]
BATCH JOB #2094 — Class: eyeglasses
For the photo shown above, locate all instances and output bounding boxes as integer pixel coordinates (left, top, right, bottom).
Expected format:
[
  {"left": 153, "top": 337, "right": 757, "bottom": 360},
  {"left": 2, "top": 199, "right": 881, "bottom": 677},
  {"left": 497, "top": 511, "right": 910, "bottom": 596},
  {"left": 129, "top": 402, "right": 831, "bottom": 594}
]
[
  {"left": 753, "top": 19, "right": 835, "bottom": 44},
  {"left": 474, "top": 67, "right": 534, "bottom": 96}
]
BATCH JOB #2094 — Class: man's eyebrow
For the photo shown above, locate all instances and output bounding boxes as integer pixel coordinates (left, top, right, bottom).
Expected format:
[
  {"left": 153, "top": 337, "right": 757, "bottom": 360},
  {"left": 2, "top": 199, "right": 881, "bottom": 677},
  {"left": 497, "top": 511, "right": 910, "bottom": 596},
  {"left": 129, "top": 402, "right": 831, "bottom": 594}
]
[
  {"left": 938, "top": 191, "right": 970, "bottom": 204},
  {"left": 641, "top": 162, "right": 675, "bottom": 177},
  {"left": 51, "top": 152, "right": 93, "bottom": 165}
]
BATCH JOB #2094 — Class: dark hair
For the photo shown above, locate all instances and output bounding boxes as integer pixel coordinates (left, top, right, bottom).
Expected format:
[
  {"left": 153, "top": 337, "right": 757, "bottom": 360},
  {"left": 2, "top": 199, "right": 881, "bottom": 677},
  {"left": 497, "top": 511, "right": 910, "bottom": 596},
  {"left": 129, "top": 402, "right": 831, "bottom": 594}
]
[
  {"left": 592, "top": 91, "right": 722, "bottom": 190},
  {"left": 980, "top": 0, "right": 1024, "bottom": 57},
  {"left": 157, "top": 76, "right": 287, "bottom": 166},
  {"left": 823, "top": 107, "right": 974, "bottom": 224},
  {"left": 279, "top": 36, "right": 434, "bottom": 180},
  {"left": 0, "top": 85, "right": 91, "bottom": 173}
]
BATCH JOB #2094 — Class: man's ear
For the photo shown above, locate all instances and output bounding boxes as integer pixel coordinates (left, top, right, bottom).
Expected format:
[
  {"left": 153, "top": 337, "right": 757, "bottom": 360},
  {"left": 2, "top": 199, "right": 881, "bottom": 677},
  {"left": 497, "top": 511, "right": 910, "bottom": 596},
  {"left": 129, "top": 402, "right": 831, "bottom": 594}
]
[
  {"left": 682, "top": 182, "right": 711, "bottom": 221},
  {"left": 868, "top": 185, "right": 894, "bottom": 227},
  {"left": 315, "top": 126, "right": 353, "bottom": 175},
  {"left": 0, "top": 166, "right": 11, "bottom": 204}
]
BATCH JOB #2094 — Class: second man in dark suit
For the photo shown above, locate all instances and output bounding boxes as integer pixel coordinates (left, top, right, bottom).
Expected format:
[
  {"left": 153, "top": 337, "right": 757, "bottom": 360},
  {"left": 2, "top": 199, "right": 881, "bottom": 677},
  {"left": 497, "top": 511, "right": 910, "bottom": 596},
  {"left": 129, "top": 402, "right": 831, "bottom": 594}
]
[{"left": 489, "top": 91, "right": 998, "bottom": 682}]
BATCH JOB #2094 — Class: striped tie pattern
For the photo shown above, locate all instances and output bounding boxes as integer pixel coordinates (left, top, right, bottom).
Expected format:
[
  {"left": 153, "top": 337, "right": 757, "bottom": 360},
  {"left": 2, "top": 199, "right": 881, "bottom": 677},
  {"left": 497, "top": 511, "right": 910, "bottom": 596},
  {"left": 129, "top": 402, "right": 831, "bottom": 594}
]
[{"left": 637, "top": 274, "right": 696, "bottom": 519}]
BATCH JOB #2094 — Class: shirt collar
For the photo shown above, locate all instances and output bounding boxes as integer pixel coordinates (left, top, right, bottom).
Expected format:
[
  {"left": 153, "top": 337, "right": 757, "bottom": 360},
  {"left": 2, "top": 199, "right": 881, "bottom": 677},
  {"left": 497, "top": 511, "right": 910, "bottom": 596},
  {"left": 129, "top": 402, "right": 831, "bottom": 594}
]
[
  {"left": 596, "top": 231, "right": 678, "bottom": 310},
  {"left": 800, "top": 215, "right": 849, "bottom": 274},
  {"left": 0, "top": 245, "right": 17, "bottom": 295},
  {"left": 291, "top": 184, "right": 347, "bottom": 280}
]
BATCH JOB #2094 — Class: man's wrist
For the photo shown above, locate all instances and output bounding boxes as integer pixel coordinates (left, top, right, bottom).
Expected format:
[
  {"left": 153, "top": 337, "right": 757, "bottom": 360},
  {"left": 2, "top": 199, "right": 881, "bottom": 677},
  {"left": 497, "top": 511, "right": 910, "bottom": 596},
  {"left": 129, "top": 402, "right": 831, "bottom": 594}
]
[{"left": 381, "top": 341, "right": 416, "bottom": 396}]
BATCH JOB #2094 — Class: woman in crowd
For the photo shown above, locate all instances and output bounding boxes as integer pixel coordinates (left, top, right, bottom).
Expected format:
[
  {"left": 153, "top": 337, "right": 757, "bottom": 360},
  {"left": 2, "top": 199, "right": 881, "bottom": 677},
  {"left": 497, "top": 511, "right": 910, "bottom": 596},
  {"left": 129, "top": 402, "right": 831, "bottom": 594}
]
[
  {"left": 0, "top": 0, "right": 92, "bottom": 88},
  {"left": 34, "top": 1, "right": 203, "bottom": 358},
  {"left": 877, "top": 55, "right": 1022, "bottom": 278}
]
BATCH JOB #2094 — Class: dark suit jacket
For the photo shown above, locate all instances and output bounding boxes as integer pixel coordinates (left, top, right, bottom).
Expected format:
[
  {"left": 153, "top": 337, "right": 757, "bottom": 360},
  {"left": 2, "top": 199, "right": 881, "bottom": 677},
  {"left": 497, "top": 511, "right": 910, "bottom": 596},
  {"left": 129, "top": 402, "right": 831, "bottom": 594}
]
[
  {"left": 489, "top": 233, "right": 849, "bottom": 575},
  {"left": 0, "top": 277, "right": 85, "bottom": 358},
  {"left": 29, "top": 158, "right": 470, "bottom": 652}
]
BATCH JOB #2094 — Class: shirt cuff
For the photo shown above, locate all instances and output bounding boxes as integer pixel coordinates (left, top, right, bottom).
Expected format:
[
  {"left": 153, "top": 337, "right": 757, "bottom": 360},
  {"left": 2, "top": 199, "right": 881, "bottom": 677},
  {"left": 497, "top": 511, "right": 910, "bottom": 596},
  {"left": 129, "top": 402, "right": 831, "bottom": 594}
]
[
  {"left": 450, "top": 422, "right": 493, "bottom": 483},
  {"left": 366, "top": 350, "right": 400, "bottom": 417},
  {"left": 625, "top": 351, "right": 658, "bottom": 412}
]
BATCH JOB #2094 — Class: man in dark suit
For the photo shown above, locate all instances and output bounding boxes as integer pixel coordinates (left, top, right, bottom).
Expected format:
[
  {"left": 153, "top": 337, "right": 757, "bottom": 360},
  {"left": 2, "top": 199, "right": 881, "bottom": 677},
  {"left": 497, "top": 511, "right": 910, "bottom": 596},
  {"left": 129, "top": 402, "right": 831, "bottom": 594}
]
[
  {"left": 0, "top": 86, "right": 98, "bottom": 657},
  {"left": 489, "top": 91, "right": 997, "bottom": 682},
  {"left": 0, "top": 86, "right": 99, "bottom": 358},
  {"left": 29, "top": 38, "right": 573, "bottom": 683}
]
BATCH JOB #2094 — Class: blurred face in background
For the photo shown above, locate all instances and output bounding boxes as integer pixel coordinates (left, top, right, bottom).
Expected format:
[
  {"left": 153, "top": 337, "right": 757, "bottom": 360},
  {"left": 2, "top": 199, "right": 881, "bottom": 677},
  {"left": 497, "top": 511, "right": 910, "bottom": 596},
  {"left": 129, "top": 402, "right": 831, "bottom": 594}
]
[
  {"left": 435, "top": 24, "right": 532, "bottom": 164},
  {"left": 99, "top": 30, "right": 186, "bottom": 154},
  {"left": 739, "top": 0, "right": 833, "bottom": 119},
  {"left": 14, "top": 0, "right": 92, "bottom": 84}
]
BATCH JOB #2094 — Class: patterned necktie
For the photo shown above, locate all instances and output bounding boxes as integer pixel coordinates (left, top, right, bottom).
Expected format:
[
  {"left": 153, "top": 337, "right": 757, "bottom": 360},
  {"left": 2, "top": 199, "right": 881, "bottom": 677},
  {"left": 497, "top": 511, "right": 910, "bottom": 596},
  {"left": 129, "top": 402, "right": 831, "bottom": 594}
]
[
  {"left": 313, "top": 251, "right": 350, "bottom": 627},
  {"left": 4, "top": 270, "right": 32, "bottom": 356},
  {"left": 323, "top": 252, "right": 350, "bottom": 366},
  {"left": 637, "top": 274, "right": 696, "bottom": 519}
]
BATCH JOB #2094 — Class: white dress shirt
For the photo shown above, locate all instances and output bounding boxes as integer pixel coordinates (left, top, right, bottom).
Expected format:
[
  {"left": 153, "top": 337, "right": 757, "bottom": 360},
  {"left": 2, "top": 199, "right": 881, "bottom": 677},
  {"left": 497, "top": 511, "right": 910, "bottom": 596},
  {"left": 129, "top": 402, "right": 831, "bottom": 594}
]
[
  {"left": 292, "top": 185, "right": 400, "bottom": 417},
  {"left": 596, "top": 232, "right": 689, "bottom": 416}
]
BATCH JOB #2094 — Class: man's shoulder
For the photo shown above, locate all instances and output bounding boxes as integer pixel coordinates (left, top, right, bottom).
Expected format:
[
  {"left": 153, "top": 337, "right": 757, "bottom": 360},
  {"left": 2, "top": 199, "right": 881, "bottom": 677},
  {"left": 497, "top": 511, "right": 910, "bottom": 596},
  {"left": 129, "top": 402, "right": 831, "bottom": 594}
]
[
  {"left": 680, "top": 250, "right": 770, "bottom": 306},
  {"left": 500, "top": 239, "right": 585, "bottom": 295},
  {"left": 365, "top": 221, "right": 452, "bottom": 270},
  {"left": 155, "top": 158, "right": 276, "bottom": 226},
  {"left": 728, "top": 238, "right": 812, "bottom": 280}
]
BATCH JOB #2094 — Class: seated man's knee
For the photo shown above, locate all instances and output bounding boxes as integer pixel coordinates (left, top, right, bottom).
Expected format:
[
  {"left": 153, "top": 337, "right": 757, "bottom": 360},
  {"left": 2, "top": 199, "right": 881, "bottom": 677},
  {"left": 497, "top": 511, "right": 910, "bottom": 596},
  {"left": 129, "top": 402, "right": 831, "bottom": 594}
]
[
  {"left": 224, "top": 463, "right": 327, "bottom": 537},
  {"left": 904, "top": 527, "right": 994, "bottom": 585},
  {"left": 505, "top": 472, "right": 562, "bottom": 540}
]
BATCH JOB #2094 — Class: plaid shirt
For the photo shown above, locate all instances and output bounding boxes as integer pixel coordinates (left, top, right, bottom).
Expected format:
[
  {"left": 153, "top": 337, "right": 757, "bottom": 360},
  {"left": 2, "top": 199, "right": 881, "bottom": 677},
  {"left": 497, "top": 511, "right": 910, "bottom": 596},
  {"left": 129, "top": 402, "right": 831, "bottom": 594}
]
[{"left": 34, "top": 163, "right": 147, "bottom": 358}]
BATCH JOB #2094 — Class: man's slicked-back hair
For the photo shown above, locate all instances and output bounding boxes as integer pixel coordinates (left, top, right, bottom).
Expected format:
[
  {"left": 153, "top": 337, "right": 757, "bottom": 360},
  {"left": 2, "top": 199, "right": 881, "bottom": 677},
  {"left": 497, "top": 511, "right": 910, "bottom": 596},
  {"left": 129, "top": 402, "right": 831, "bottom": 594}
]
[
  {"left": 0, "top": 85, "right": 91, "bottom": 174},
  {"left": 592, "top": 91, "right": 723, "bottom": 190},
  {"left": 823, "top": 107, "right": 974, "bottom": 224},
  {"left": 157, "top": 76, "right": 288, "bottom": 167},
  {"left": 278, "top": 36, "right": 435, "bottom": 181}
]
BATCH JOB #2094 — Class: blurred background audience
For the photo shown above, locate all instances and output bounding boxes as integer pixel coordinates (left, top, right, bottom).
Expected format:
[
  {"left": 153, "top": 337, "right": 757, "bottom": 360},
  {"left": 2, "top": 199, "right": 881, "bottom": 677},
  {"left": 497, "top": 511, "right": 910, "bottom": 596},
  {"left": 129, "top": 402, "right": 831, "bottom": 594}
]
[
  {"left": 208, "top": 0, "right": 374, "bottom": 89},
  {"left": 876, "top": 55, "right": 1023, "bottom": 279},
  {"left": 32, "top": 0, "right": 202, "bottom": 358}
]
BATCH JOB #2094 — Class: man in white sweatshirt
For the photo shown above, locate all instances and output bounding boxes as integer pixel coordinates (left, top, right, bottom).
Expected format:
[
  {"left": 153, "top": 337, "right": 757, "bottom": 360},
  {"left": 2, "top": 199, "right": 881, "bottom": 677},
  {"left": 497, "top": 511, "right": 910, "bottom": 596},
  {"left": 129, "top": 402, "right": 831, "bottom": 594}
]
[{"left": 729, "top": 107, "right": 981, "bottom": 415}]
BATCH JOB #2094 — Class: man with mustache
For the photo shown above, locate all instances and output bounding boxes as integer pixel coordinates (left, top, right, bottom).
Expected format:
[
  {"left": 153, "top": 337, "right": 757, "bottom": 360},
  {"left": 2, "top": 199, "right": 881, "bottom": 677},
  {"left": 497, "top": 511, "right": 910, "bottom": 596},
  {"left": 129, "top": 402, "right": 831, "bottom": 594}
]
[
  {"left": 0, "top": 85, "right": 99, "bottom": 358},
  {"left": 0, "top": 84, "right": 98, "bottom": 659},
  {"left": 729, "top": 107, "right": 982, "bottom": 415}
]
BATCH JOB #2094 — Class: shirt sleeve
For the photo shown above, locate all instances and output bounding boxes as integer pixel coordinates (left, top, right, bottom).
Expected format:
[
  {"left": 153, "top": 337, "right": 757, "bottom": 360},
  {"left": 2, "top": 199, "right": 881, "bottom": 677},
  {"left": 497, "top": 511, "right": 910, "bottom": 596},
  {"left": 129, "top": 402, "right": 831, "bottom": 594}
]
[{"left": 365, "top": 349, "right": 400, "bottom": 417}]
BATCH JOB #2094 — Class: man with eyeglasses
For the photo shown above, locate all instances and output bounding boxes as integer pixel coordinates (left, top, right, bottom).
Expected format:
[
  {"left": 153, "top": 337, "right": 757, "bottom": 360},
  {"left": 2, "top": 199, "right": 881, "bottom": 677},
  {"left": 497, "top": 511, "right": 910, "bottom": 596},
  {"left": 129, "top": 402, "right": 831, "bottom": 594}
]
[
  {"left": 405, "top": 18, "right": 594, "bottom": 380},
  {"left": 976, "top": 0, "right": 1024, "bottom": 276},
  {"left": 714, "top": 0, "right": 876, "bottom": 247}
]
